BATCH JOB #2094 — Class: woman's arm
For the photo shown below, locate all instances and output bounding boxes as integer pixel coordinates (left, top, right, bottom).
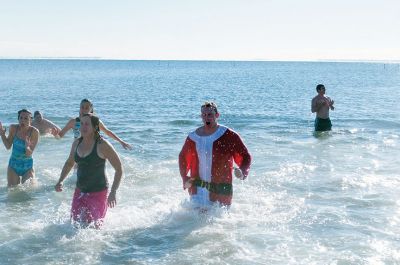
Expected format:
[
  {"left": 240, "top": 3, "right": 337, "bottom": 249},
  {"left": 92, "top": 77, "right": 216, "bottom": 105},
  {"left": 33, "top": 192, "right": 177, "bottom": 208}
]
[
  {"left": 0, "top": 124, "right": 16, "bottom": 150},
  {"left": 58, "top": 118, "right": 75, "bottom": 138},
  {"left": 99, "top": 140, "right": 123, "bottom": 208},
  {"left": 25, "top": 127, "right": 39, "bottom": 156},
  {"left": 99, "top": 120, "right": 132, "bottom": 150},
  {"left": 55, "top": 139, "right": 78, "bottom": 191}
]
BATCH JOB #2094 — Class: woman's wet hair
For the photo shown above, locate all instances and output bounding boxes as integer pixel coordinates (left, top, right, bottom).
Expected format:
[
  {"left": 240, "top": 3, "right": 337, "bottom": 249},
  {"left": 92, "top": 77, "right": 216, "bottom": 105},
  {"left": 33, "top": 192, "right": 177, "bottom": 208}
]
[
  {"left": 80, "top": 98, "right": 94, "bottom": 114},
  {"left": 82, "top": 113, "right": 102, "bottom": 141},
  {"left": 201, "top": 101, "right": 218, "bottom": 114},
  {"left": 18, "top": 109, "right": 32, "bottom": 119}
]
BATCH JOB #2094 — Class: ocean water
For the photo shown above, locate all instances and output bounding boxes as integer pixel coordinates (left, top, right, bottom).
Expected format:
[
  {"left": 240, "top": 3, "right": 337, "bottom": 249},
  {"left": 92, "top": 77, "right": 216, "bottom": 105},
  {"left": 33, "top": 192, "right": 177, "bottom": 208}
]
[{"left": 0, "top": 60, "right": 400, "bottom": 264}]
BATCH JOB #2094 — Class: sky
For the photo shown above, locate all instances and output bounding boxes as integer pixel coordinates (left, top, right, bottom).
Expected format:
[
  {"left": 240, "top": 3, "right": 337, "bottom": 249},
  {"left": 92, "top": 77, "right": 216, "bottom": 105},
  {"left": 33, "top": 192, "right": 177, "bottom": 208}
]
[{"left": 0, "top": 0, "right": 399, "bottom": 61}]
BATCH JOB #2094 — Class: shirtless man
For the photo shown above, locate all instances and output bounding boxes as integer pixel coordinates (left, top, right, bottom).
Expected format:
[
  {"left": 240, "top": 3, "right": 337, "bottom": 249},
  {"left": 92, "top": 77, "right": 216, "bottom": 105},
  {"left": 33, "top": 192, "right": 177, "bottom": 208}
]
[
  {"left": 32, "top": 111, "right": 61, "bottom": 137},
  {"left": 311, "top": 84, "right": 335, "bottom": 131}
]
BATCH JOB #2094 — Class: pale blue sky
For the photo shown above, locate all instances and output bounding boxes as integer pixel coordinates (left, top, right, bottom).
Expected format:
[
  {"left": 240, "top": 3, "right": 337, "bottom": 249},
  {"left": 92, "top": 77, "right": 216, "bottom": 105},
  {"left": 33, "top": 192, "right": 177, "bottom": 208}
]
[{"left": 1, "top": 0, "right": 399, "bottom": 61}]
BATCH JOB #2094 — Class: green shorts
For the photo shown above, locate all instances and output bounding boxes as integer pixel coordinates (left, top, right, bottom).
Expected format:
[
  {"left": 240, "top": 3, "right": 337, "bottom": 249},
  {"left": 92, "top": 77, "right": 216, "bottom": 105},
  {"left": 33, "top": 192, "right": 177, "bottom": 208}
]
[{"left": 314, "top": 117, "right": 332, "bottom": 131}]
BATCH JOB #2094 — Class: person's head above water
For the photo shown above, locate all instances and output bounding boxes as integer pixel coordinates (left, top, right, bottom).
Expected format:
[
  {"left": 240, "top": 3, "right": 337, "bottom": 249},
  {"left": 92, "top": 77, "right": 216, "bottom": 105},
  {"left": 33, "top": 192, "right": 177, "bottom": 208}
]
[
  {"left": 80, "top": 113, "right": 101, "bottom": 141},
  {"left": 201, "top": 101, "right": 219, "bottom": 127},
  {"left": 201, "top": 101, "right": 218, "bottom": 114},
  {"left": 17, "top": 109, "right": 32, "bottom": 126},
  {"left": 33, "top": 111, "right": 43, "bottom": 121},
  {"left": 18, "top": 109, "right": 32, "bottom": 119},
  {"left": 80, "top": 98, "right": 94, "bottom": 116},
  {"left": 316, "top": 84, "right": 326, "bottom": 93}
]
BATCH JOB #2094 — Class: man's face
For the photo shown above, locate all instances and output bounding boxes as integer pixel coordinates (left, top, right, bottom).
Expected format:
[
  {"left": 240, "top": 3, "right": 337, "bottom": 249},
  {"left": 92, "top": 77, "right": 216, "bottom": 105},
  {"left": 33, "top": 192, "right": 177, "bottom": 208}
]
[
  {"left": 34, "top": 113, "right": 43, "bottom": 122},
  {"left": 201, "top": 107, "right": 219, "bottom": 127},
  {"left": 318, "top": 87, "right": 326, "bottom": 95}
]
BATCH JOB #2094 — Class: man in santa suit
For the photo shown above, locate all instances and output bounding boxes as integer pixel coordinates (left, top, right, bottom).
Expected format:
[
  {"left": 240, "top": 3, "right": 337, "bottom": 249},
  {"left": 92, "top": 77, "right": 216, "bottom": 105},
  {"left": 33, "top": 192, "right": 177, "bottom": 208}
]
[{"left": 179, "top": 102, "right": 251, "bottom": 206}]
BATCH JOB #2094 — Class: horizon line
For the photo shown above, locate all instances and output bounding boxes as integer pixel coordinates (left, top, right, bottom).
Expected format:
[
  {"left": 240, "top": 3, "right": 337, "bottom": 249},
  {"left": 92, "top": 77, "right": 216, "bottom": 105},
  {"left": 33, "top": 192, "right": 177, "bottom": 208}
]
[{"left": 0, "top": 57, "right": 399, "bottom": 64}]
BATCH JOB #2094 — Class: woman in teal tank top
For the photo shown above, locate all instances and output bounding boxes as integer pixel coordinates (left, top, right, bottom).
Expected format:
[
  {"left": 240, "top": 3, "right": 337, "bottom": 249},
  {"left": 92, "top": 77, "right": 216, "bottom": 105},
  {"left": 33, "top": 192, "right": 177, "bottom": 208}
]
[
  {"left": 0, "top": 109, "right": 39, "bottom": 187},
  {"left": 58, "top": 98, "right": 133, "bottom": 150}
]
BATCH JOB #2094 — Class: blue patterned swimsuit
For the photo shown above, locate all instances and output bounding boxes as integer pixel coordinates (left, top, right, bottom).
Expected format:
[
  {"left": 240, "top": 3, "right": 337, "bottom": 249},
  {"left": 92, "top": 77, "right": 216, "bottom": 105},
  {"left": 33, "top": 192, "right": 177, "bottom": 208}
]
[{"left": 8, "top": 127, "right": 33, "bottom": 176}]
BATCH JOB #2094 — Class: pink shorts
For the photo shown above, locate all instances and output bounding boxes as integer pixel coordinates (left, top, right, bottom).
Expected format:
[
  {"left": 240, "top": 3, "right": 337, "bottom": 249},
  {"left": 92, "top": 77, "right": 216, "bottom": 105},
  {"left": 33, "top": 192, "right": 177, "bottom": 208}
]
[{"left": 71, "top": 188, "right": 108, "bottom": 225}]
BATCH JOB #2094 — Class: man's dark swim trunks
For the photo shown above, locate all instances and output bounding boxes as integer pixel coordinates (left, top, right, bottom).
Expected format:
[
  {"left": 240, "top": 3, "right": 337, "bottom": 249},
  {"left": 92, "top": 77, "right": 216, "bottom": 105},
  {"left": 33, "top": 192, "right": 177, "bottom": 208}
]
[{"left": 314, "top": 117, "right": 332, "bottom": 131}]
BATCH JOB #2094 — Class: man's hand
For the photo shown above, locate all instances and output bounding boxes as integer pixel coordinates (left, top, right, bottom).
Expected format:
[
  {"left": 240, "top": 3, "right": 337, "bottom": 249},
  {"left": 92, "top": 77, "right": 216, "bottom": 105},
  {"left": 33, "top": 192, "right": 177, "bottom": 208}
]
[
  {"left": 50, "top": 127, "right": 60, "bottom": 137},
  {"left": 234, "top": 168, "right": 245, "bottom": 180},
  {"left": 184, "top": 177, "right": 194, "bottom": 189},
  {"left": 330, "top": 99, "right": 335, "bottom": 110}
]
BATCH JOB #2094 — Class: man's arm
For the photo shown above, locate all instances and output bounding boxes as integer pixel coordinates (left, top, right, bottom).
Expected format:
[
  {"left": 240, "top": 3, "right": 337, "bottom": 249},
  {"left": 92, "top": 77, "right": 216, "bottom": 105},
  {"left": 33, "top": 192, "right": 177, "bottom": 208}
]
[
  {"left": 179, "top": 137, "right": 193, "bottom": 189},
  {"left": 44, "top": 119, "right": 61, "bottom": 131},
  {"left": 42, "top": 119, "right": 61, "bottom": 136},
  {"left": 232, "top": 132, "right": 251, "bottom": 179},
  {"left": 311, "top": 98, "right": 319, "bottom": 113},
  {"left": 327, "top": 97, "right": 335, "bottom": 110}
]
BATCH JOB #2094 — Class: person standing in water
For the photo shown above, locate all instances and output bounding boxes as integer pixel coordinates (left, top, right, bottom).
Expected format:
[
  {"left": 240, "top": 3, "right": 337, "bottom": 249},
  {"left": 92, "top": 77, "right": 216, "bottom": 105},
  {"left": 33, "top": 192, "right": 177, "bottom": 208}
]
[
  {"left": 58, "top": 99, "right": 132, "bottom": 150},
  {"left": 311, "top": 84, "right": 335, "bottom": 131},
  {"left": 0, "top": 109, "right": 39, "bottom": 187},
  {"left": 31, "top": 110, "right": 61, "bottom": 137},
  {"left": 55, "top": 114, "right": 123, "bottom": 228},
  {"left": 179, "top": 101, "right": 251, "bottom": 207}
]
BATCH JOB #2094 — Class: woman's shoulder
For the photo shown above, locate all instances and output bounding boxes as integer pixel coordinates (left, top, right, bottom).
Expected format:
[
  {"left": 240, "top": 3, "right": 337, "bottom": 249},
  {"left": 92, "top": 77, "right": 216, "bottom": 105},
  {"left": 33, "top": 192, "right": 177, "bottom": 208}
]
[
  {"left": 71, "top": 137, "right": 81, "bottom": 147},
  {"left": 63, "top": 118, "right": 77, "bottom": 127},
  {"left": 98, "top": 138, "right": 119, "bottom": 154},
  {"left": 97, "top": 138, "right": 112, "bottom": 148},
  {"left": 30, "top": 126, "right": 39, "bottom": 134},
  {"left": 8, "top": 124, "right": 19, "bottom": 132},
  {"left": 97, "top": 138, "right": 117, "bottom": 159}
]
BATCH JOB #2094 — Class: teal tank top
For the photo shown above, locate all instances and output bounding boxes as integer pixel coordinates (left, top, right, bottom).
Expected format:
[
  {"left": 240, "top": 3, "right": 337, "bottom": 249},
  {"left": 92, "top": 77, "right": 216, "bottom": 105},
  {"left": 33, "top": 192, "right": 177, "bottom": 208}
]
[{"left": 73, "top": 117, "right": 80, "bottom": 138}]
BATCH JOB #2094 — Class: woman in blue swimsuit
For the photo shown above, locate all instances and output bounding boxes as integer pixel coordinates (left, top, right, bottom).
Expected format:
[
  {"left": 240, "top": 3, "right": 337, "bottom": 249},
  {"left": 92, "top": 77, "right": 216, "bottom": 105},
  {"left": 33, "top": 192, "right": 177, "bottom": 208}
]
[
  {"left": 58, "top": 99, "right": 132, "bottom": 150},
  {"left": 0, "top": 109, "right": 39, "bottom": 187}
]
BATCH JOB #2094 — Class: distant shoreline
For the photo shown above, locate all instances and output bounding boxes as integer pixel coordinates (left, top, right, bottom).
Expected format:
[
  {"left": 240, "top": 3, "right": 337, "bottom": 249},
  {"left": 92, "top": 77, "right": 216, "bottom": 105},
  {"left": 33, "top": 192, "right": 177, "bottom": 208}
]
[{"left": 0, "top": 58, "right": 400, "bottom": 64}]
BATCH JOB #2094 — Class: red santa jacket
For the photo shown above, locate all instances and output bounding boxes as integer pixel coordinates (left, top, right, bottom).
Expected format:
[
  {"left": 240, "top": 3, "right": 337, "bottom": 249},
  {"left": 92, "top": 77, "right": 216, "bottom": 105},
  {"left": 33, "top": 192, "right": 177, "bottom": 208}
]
[{"left": 179, "top": 125, "right": 251, "bottom": 205}]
